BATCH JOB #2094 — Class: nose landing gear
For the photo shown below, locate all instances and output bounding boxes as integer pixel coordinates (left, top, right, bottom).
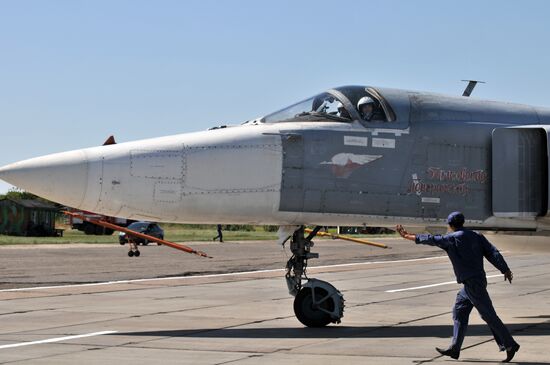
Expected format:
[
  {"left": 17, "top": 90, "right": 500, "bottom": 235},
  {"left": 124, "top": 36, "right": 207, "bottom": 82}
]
[
  {"left": 127, "top": 241, "right": 140, "bottom": 258},
  {"left": 285, "top": 226, "right": 344, "bottom": 327}
]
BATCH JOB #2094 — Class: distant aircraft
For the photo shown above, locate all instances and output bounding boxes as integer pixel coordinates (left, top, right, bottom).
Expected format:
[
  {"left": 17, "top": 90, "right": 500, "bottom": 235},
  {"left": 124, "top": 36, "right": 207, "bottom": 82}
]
[{"left": 1, "top": 85, "right": 549, "bottom": 327}]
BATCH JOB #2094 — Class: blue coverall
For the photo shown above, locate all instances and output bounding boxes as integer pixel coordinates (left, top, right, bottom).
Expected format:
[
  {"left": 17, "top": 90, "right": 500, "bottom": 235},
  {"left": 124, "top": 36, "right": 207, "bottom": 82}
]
[{"left": 416, "top": 229, "right": 518, "bottom": 352}]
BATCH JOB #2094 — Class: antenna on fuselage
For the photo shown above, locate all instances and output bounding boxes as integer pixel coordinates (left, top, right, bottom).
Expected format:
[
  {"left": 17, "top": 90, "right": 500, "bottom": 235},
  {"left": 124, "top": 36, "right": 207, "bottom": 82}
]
[{"left": 461, "top": 80, "right": 485, "bottom": 97}]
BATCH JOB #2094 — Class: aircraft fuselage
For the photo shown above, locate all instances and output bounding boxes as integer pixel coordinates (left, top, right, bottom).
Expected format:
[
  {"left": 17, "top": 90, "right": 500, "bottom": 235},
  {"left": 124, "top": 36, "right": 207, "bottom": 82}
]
[{"left": 1, "top": 85, "right": 549, "bottom": 232}]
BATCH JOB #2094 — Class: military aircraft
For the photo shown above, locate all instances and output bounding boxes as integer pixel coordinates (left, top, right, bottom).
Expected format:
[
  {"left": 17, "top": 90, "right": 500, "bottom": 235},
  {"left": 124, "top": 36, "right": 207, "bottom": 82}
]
[{"left": 1, "top": 84, "right": 549, "bottom": 327}]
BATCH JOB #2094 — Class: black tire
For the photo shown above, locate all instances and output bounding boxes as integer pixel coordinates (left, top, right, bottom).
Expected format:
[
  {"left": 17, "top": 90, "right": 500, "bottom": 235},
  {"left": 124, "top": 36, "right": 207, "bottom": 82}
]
[
  {"left": 293, "top": 287, "right": 334, "bottom": 327},
  {"left": 84, "top": 223, "right": 95, "bottom": 235},
  {"left": 134, "top": 250, "right": 140, "bottom": 257},
  {"left": 94, "top": 225, "right": 104, "bottom": 235},
  {"left": 119, "top": 240, "right": 126, "bottom": 245},
  {"left": 128, "top": 251, "right": 134, "bottom": 257}
]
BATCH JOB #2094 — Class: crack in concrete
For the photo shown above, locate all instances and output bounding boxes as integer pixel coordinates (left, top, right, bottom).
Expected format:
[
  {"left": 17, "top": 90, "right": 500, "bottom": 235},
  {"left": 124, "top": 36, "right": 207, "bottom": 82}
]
[{"left": 0, "top": 308, "right": 57, "bottom": 317}]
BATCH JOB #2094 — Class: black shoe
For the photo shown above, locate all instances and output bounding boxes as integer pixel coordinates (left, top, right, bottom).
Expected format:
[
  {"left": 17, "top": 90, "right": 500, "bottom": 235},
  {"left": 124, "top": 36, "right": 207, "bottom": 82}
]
[
  {"left": 502, "top": 343, "right": 520, "bottom": 363},
  {"left": 436, "top": 347, "right": 460, "bottom": 360}
]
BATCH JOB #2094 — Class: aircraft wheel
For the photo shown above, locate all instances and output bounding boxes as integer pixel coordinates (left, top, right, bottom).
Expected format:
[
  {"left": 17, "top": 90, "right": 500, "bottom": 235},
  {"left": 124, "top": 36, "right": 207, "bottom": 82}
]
[
  {"left": 293, "top": 280, "right": 344, "bottom": 327},
  {"left": 128, "top": 251, "right": 134, "bottom": 257},
  {"left": 134, "top": 250, "right": 140, "bottom": 257}
]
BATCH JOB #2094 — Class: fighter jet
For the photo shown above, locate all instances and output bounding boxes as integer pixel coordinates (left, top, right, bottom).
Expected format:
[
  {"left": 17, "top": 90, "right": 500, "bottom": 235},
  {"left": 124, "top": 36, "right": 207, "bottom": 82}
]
[{"left": 1, "top": 85, "right": 549, "bottom": 327}]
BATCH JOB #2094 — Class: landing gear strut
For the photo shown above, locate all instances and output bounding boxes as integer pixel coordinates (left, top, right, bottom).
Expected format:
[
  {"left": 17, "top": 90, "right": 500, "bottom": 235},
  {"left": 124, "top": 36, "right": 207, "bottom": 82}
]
[{"left": 285, "top": 226, "right": 344, "bottom": 327}]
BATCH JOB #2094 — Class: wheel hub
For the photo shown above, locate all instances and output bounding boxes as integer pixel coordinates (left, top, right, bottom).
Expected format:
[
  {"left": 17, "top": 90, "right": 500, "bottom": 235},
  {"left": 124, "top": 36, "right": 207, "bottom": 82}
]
[{"left": 294, "top": 279, "right": 344, "bottom": 327}]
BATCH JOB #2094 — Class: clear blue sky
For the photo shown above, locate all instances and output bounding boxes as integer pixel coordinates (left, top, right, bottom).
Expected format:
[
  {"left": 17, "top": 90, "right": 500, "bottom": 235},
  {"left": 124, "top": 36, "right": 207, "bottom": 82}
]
[{"left": 1, "top": 0, "right": 549, "bottom": 193}]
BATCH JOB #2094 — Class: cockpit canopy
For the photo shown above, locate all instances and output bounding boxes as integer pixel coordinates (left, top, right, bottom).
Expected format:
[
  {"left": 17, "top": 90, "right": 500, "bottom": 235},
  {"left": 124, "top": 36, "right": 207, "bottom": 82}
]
[{"left": 261, "top": 86, "right": 395, "bottom": 124}]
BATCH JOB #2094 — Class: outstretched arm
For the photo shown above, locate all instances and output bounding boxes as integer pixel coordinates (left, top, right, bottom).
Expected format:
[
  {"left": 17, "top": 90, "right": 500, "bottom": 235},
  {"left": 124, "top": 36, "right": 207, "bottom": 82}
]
[
  {"left": 396, "top": 225, "right": 451, "bottom": 250},
  {"left": 396, "top": 225, "right": 416, "bottom": 241}
]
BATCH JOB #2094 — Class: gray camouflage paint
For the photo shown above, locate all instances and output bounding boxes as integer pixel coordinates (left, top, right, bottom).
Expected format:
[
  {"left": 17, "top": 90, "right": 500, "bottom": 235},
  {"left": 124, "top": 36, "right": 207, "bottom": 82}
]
[{"left": 279, "top": 86, "right": 550, "bottom": 223}]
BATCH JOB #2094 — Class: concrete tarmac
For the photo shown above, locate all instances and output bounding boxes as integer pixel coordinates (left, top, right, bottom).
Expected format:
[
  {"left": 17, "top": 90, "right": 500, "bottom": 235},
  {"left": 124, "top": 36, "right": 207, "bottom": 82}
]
[{"left": 0, "top": 238, "right": 548, "bottom": 364}]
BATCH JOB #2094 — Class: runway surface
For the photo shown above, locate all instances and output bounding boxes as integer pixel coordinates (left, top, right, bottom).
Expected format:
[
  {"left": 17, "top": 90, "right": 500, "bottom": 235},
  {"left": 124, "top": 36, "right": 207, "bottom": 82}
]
[{"left": 0, "top": 238, "right": 548, "bottom": 364}]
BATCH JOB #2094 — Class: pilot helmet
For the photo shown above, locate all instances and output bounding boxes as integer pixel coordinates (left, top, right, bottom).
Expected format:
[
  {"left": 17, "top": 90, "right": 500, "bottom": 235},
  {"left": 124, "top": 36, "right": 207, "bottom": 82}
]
[{"left": 357, "top": 96, "right": 375, "bottom": 109}]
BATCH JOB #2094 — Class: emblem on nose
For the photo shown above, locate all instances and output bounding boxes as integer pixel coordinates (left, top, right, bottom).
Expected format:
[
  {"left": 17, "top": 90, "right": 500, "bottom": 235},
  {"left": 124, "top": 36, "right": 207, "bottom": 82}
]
[{"left": 320, "top": 153, "right": 382, "bottom": 178}]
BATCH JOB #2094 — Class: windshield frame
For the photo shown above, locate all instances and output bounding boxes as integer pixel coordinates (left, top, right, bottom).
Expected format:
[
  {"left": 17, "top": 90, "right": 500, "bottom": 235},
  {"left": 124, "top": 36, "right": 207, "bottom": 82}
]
[
  {"left": 261, "top": 90, "right": 358, "bottom": 124},
  {"left": 259, "top": 86, "right": 397, "bottom": 125}
]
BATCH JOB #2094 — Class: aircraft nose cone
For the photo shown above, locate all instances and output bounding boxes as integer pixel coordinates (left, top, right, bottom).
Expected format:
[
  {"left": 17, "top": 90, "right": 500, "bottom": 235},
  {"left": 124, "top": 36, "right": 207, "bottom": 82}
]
[{"left": 0, "top": 150, "right": 89, "bottom": 207}]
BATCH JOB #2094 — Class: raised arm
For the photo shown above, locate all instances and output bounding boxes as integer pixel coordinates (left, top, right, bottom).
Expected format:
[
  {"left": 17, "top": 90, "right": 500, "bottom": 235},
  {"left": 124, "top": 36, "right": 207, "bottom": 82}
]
[
  {"left": 396, "top": 225, "right": 451, "bottom": 250},
  {"left": 396, "top": 225, "right": 416, "bottom": 241}
]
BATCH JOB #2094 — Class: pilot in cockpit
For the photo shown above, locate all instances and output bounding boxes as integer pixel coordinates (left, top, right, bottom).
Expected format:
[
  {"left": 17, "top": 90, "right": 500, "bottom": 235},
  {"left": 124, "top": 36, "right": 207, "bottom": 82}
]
[
  {"left": 336, "top": 102, "right": 351, "bottom": 119},
  {"left": 357, "top": 96, "right": 385, "bottom": 122}
]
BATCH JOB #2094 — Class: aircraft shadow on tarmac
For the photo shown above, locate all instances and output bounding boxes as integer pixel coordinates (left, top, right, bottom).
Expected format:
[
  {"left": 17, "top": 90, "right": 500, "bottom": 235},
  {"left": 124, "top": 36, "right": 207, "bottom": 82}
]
[{"left": 116, "top": 322, "right": 549, "bottom": 340}]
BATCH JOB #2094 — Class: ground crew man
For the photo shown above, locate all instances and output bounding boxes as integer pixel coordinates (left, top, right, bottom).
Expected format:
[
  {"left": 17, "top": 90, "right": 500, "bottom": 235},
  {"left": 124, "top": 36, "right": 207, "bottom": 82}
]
[
  {"left": 213, "top": 224, "right": 223, "bottom": 242},
  {"left": 396, "top": 212, "right": 520, "bottom": 362}
]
